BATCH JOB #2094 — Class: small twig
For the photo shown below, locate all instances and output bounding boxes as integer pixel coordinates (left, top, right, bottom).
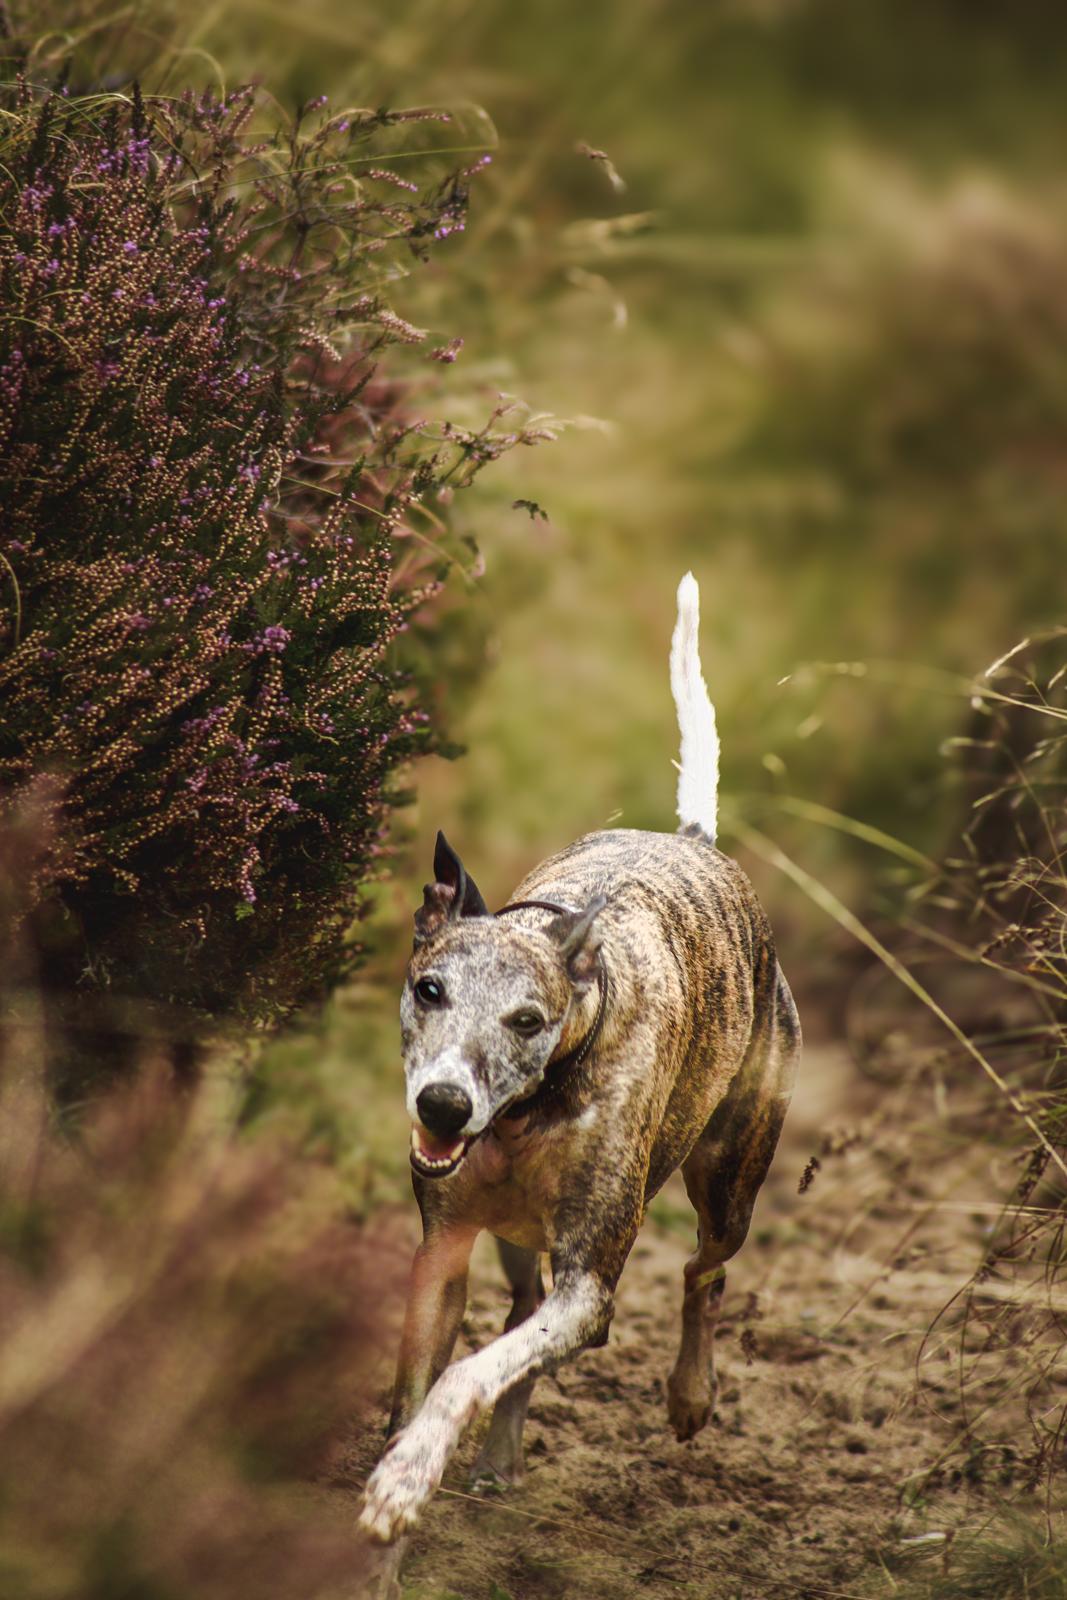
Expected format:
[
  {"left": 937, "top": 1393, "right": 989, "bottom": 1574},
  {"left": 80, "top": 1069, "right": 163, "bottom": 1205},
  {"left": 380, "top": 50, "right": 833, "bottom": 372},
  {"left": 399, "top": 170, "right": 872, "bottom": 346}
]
[{"left": 0, "top": 548, "right": 22, "bottom": 646}]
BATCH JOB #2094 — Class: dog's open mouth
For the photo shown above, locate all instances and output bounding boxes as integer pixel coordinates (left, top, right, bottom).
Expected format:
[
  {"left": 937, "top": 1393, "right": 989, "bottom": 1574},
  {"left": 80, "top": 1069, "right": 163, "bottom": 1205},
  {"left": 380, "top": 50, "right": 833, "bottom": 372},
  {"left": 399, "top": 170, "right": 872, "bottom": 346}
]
[
  {"left": 409, "top": 1093, "right": 536, "bottom": 1179},
  {"left": 409, "top": 1125, "right": 471, "bottom": 1178}
]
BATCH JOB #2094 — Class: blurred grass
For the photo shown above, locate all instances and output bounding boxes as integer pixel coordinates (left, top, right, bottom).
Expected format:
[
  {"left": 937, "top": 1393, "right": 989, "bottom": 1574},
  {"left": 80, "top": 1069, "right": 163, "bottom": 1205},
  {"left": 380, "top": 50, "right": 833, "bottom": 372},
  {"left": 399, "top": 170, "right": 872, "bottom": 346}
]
[
  {"left": 6, "top": 3, "right": 1067, "bottom": 1587},
  {"left": 171, "top": 0, "right": 1067, "bottom": 1174},
  {"left": 48, "top": 9, "right": 1052, "bottom": 805},
  {"left": 41, "top": 0, "right": 1067, "bottom": 1192},
  {"left": 169, "top": 0, "right": 1067, "bottom": 867}
]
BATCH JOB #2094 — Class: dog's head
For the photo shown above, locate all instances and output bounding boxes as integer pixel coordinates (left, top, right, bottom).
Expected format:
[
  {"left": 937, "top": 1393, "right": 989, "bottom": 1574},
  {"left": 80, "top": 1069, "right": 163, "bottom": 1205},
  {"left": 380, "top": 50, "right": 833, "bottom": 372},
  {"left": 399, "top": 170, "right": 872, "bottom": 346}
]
[{"left": 401, "top": 832, "right": 605, "bottom": 1179}]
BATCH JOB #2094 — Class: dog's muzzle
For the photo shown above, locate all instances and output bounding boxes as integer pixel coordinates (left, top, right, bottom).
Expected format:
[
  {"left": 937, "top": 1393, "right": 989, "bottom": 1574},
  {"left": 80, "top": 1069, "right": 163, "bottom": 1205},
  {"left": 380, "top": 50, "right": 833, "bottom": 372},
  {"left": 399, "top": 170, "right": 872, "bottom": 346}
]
[{"left": 410, "top": 1082, "right": 475, "bottom": 1177}]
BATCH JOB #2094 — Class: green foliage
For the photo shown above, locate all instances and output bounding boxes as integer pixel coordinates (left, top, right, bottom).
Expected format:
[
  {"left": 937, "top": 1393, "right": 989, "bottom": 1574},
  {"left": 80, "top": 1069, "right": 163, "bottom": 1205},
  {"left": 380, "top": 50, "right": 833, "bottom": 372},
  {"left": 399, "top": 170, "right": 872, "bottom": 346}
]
[{"left": 0, "top": 72, "right": 537, "bottom": 1033}]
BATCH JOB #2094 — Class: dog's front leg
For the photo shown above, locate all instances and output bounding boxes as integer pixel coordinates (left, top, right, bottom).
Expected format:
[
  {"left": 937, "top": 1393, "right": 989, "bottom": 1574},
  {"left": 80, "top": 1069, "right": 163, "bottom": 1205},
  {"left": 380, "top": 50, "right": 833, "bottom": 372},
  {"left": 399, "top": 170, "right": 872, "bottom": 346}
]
[
  {"left": 389, "top": 1223, "right": 478, "bottom": 1435},
  {"left": 360, "top": 1268, "right": 611, "bottom": 1543},
  {"left": 357, "top": 1225, "right": 477, "bottom": 1598}
]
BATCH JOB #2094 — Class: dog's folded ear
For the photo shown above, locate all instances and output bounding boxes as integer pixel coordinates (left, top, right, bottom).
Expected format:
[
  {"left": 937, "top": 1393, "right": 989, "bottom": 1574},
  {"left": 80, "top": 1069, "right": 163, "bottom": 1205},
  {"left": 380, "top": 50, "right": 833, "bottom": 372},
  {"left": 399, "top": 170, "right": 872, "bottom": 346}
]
[
  {"left": 413, "top": 831, "right": 488, "bottom": 944},
  {"left": 550, "top": 893, "right": 607, "bottom": 989}
]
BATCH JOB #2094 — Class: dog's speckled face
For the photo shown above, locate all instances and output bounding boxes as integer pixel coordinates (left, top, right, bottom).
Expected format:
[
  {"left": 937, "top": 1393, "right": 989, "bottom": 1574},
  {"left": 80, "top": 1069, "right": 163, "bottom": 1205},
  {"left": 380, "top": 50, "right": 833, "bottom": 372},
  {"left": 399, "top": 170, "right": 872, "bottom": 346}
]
[
  {"left": 402, "top": 924, "right": 571, "bottom": 1176},
  {"left": 401, "top": 833, "right": 602, "bottom": 1179}
]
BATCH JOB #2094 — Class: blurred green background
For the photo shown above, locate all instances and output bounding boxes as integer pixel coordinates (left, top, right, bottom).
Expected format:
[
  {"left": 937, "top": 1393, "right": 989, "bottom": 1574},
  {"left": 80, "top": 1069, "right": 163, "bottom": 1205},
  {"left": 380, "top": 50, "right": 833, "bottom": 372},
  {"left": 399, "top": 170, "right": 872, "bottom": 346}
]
[{"left": 113, "top": 0, "right": 1067, "bottom": 1192}]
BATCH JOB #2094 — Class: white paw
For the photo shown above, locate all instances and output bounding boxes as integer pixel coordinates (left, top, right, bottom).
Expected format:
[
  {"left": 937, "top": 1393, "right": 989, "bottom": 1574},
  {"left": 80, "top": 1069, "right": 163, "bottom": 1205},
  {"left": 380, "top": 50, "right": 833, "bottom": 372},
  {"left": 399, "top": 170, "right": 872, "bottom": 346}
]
[
  {"left": 358, "top": 1416, "right": 453, "bottom": 1543},
  {"left": 359, "top": 1461, "right": 420, "bottom": 1542},
  {"left": 360, "top": 1368, "right": 487, "bottom": 1543}
]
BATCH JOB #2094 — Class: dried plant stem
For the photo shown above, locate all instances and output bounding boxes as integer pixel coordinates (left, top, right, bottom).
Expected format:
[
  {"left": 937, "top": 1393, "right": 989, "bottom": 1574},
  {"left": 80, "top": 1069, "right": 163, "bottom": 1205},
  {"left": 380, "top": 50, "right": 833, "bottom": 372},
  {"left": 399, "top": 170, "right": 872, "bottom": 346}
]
[{"left": 723, "top": 817, "right": 1067, "bottom": 1186}]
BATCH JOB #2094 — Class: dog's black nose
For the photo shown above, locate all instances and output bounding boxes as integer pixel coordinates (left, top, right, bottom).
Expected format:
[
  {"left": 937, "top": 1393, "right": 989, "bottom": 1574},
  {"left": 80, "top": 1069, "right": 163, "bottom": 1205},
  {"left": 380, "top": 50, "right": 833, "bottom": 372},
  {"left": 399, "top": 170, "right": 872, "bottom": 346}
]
[{"left": 416, "top": 1082, "right": 473, "bottom": 1137}]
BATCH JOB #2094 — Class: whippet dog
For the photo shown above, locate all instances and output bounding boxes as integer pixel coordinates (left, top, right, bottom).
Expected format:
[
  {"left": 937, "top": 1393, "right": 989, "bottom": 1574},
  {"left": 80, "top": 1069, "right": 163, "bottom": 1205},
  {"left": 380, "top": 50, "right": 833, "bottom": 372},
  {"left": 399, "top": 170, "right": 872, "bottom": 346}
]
[{"left": 359, "top": 572, "right": 801, "bottom": 1551}]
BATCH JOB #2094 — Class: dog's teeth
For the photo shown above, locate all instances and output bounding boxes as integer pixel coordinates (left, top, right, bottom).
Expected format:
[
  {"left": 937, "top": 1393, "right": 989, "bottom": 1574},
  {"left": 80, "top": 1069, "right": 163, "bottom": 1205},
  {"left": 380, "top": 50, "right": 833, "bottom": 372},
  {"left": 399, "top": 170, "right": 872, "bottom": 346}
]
[{"left": 409, "top": 1127, "right": 469, "bottom": 1175}]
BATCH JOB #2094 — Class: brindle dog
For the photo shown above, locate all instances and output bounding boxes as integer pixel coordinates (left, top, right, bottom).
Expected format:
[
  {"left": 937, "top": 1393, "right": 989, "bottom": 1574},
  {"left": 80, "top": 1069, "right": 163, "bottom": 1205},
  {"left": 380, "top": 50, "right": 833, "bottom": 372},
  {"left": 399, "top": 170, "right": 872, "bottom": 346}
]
[{"left": 359, "top": 573, "right": 801, "bottom": 1555}]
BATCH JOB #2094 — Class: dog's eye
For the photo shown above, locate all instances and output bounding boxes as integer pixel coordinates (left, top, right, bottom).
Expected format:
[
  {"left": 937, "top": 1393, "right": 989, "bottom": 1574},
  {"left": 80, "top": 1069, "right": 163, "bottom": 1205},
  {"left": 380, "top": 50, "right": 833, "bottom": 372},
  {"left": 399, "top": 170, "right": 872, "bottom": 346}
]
[
  {"left": 414, "top": 977, "right": 445, "bottom": 1007},
  {"left": 506, "top": 1008, "right": 544, "bottom": 1036}
]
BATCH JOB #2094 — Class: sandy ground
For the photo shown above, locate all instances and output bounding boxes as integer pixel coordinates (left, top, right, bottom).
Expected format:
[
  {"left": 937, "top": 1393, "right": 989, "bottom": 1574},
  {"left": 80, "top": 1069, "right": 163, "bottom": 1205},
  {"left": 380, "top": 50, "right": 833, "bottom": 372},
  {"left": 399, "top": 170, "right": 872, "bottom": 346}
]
[{"left": 340, "top": 1023, "right": 1061, "bottom": 1599}]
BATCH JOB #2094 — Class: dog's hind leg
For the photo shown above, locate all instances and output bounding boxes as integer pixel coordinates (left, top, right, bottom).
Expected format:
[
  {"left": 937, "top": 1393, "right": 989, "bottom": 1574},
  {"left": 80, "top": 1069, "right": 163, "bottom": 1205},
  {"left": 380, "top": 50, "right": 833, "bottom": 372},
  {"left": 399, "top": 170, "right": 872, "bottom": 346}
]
[
  {"left": 470, "top": 1238, "right": 545, "bottom": 1490},
  {"left": 667, "top": 968, "right": 800, "bottom": 1442}
]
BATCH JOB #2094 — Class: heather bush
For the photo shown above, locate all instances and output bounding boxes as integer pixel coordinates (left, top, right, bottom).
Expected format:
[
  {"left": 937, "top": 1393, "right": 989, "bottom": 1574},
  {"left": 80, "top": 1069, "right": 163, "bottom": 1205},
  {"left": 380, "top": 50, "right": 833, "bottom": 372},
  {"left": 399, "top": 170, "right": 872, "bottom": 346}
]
[{"left": 0, "top": 74, "right": 539, "bottom": 1046}]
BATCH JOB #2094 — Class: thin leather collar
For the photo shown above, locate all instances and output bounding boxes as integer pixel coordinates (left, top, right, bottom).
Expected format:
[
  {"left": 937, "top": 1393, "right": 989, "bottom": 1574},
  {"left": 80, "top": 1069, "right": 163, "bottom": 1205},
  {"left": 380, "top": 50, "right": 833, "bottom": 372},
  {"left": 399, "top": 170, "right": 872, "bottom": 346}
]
[{"left": 494, "top": 897, "right": 581, "bottom": 919}]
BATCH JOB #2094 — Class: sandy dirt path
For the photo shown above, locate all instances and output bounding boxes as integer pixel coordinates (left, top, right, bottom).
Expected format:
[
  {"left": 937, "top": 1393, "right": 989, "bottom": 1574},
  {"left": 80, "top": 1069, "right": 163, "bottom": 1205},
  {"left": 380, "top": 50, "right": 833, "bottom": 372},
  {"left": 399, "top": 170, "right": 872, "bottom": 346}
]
[{"left": 342, "top": 1030, "right": 1051, "bottom": 1598}]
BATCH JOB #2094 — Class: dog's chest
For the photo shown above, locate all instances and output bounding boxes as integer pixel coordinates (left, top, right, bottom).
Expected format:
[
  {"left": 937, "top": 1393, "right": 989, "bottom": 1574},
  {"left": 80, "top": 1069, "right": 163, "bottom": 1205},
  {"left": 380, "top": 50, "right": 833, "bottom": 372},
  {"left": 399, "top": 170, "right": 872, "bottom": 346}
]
[{"left": 439, "top": 1116, "right": 599, "bottom": 1253}]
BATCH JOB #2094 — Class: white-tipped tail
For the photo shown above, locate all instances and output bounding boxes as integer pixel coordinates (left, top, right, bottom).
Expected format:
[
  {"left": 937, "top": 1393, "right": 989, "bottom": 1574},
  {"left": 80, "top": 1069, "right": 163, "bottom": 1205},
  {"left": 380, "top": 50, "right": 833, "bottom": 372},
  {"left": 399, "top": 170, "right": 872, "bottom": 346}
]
[{"left": 670, "top": 572, "right": 719, "bottom": 841}]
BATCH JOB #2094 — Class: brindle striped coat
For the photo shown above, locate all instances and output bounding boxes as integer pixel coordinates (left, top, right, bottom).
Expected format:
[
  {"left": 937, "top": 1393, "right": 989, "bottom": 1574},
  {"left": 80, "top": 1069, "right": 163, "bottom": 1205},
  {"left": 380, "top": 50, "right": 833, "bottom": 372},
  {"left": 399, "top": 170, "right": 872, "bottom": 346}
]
[{"left": 360, "top": 578, "right": 801, "bottom": 1565}]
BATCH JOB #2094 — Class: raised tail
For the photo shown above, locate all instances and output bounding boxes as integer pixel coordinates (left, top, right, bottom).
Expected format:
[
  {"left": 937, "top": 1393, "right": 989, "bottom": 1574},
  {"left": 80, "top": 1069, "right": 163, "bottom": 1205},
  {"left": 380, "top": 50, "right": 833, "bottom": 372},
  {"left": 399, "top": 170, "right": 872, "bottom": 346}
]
[{"left": 670, "top": 572, "right": 719, "bottom": 842}]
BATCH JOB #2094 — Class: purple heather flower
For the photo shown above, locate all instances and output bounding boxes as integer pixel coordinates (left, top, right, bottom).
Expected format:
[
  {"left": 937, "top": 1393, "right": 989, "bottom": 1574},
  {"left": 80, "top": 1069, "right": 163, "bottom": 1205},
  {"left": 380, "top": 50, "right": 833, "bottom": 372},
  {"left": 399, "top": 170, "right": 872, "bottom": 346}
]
[{"left": 258, "top": 624, "right": 290, "bottom": 654}]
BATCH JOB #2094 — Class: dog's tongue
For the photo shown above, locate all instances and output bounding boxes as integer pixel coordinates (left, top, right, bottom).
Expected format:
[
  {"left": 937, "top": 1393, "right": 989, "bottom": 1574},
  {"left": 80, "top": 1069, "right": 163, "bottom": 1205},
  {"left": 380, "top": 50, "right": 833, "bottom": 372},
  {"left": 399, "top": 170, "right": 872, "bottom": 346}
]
[{"left": 411, "top": 1125, "right": 465, "bottom": 1162}]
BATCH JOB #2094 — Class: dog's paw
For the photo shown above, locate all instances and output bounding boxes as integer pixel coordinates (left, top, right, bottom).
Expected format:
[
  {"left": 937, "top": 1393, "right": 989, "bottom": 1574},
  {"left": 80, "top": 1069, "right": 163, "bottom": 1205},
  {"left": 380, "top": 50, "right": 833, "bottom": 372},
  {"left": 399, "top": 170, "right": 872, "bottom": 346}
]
[
  {"left": 358, "top": 1410, "right": 456, "bottom": 1543},
  {"left": 359, "top": 1456, "right": 426, "bottom": 1544},
  {"left": 468, "top": 1454, "right": 523, "bottom": 1495},
  {"left": 669, "top": 1396, "right": 711, "bottom": 1441},
  {"left": 666, "top": 1370, "right": 716, "bottom": 1442},
  {"left": 360, "top": 1368, "right": 485, "bottom": 1542}
]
